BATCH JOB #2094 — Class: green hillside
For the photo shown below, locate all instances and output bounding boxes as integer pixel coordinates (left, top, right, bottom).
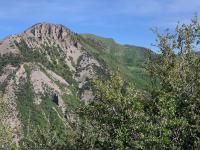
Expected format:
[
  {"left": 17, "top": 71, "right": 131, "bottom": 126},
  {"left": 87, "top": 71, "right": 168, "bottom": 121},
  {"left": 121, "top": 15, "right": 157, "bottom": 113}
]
[{"left": 79, "top": 34, "right": 151, "bottom": 89}]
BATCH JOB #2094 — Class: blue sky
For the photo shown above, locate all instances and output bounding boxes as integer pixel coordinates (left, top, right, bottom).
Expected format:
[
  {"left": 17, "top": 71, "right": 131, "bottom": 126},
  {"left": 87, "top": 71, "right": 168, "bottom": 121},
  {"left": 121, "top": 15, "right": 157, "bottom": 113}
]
[{"left": 0, "top": 0, "right": 199, "bottom": 48}]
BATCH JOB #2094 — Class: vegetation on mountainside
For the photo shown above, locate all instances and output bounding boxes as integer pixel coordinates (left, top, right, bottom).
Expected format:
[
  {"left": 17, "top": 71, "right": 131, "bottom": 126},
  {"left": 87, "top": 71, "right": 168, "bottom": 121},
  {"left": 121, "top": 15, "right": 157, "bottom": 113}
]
[
  {"left": 14, "top": 40, "right": 77, "bottom": 86},
  {"left": 19, "top": 108, "right": 73, "bottom": 150},
  {"left": 0, "top": 98, "right": 15, "bottom": 149},
  {"left": 0, "top": 53, "right": 22, "bottom": 72},
  {"left": 79, "top": 34, "right": 151, "bottom": 89},
  {"left": 74, "top": 17, "right": 200, "bottom": 149},
  {"left": 15, "top": 65, "right": 70, "bottom": 148},
  {"left": 14, "top": 39, "right": 80, "bottom": 105},
  {"left": 1, "top": 17, "right": 200, "bottom": 149}
]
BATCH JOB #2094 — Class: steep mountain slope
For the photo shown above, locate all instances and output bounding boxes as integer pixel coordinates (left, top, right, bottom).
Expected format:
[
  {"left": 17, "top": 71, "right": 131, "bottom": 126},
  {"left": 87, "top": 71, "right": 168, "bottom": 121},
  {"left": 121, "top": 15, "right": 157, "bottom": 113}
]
[
  {"left": 0, "top": 23, "right": 151, "bottom": 145},
  {"left": 80, "top": 34, "right": 151, "bottom": 89}
]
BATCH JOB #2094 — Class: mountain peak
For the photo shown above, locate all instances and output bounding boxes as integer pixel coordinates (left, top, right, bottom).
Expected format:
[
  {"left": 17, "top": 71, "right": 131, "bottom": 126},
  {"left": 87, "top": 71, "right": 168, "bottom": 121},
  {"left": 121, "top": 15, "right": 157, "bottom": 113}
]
[
  {"left": 29, "top": 22, "right": 65, "bottom": 29},
  {"left": 24, "top": 22, "right": 71, "bottom": 41}
]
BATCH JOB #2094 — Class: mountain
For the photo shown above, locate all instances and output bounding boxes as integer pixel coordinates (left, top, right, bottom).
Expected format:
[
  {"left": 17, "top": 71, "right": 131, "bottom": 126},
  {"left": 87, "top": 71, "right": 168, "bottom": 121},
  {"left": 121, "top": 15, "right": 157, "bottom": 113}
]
[{"left": 0, "top": 23, "right": 151, "bottom": 145}]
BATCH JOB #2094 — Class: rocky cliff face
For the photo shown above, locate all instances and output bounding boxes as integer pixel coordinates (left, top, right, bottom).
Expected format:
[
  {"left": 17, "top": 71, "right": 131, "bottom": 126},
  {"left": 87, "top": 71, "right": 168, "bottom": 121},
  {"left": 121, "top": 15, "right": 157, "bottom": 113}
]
[{"left": 0, "top": 23, "right": 110, "bottom": 143}]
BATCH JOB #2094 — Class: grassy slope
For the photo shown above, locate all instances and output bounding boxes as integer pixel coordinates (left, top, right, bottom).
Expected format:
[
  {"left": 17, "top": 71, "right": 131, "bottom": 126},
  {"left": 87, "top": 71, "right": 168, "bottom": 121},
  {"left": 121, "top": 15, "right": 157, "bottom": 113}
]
[{"left": 79, "top": 34, "right": 151, "bottom": 90}]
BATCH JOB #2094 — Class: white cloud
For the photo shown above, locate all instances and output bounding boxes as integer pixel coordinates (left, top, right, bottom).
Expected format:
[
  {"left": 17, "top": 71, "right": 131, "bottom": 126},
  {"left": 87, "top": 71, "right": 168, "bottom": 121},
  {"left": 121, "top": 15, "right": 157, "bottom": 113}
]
[
  {"left": 167, "top": 0, "right": 200, "bottom": 13},
  {"left": 0, "top": 0, "right": 199, "bottom": 21}
]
